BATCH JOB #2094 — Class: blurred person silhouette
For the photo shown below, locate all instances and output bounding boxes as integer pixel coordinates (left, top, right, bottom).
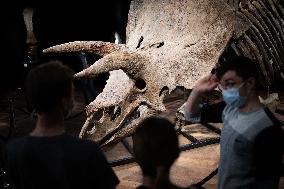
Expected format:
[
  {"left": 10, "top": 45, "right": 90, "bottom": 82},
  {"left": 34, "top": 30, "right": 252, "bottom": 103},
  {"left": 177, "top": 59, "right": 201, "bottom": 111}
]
[
  {"left": 3, "top": 60, "right": 119, "bottom": 189},
  {"left": 133, "top": 116, "right": 204, "bottom": 189}
]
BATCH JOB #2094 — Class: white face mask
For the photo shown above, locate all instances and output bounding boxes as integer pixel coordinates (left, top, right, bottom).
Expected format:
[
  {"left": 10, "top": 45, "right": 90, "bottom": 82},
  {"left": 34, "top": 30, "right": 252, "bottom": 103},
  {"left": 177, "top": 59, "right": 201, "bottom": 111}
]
[{"left": 221, "top": 82, "right": 247, "bottom": 108}]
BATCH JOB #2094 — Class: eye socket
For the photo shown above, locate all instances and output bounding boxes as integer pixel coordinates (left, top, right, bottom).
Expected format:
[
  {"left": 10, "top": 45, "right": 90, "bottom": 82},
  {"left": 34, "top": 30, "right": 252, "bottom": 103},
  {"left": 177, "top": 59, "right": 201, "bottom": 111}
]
[{"left": 135, "top": 78, "right": 146, "bottom": 90}]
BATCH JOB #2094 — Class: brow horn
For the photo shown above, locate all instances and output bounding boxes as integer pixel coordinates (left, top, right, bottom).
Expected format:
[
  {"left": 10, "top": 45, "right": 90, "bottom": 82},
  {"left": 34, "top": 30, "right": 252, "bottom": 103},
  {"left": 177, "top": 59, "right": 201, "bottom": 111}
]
[
  {"left": 43, "top": 41, "right": 128, "bottom": 57},
  {"left": 74, "top": 52, "right": 146, "bottom": 78}
]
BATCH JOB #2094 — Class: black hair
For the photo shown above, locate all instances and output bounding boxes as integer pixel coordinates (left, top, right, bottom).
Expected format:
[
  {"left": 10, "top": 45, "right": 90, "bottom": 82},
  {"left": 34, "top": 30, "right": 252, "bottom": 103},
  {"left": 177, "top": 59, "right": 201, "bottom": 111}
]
[
  {"left": 25, "top": 60, "right": 74, "bottom": 113},
  {"left": 215, "top": 56, "right": 260, "bottom": 88},
  {"left": 133, "top": 116, "right": 180, "bottom": 179}
]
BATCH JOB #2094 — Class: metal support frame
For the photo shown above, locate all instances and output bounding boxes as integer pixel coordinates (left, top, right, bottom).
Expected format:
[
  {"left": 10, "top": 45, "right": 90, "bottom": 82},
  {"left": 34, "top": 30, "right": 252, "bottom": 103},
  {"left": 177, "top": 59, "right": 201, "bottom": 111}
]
[
  {"left": 110, "top": 125, "right": 221, "bottom": 166},
  {"left": 0, "top": 97, "right": 16, "bottom": 141},
  {"left": 0, "top": 96, "right": 17, "bottom": 189},
  {"left": 109, "top": 123, "right": 220, "bottom": 188},
  {"left": 109, "top": 122, "right": 221, "bottom": 186}
]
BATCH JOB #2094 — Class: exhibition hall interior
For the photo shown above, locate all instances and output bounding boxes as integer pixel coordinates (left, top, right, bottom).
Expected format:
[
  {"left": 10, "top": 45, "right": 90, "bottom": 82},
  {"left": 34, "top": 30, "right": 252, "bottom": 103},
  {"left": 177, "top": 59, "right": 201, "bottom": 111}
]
[{"left": 0, "top": 0, "right": 283, "bottom": 188}]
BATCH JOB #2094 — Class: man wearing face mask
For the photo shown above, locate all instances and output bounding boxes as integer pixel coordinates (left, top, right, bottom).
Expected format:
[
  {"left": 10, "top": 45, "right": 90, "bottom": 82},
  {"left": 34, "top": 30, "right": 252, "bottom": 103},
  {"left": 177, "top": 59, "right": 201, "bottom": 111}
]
[
  {"left": 3, "top": 60, "right": 119, "bottom": 189},
  {"left": 181, "top": 56, "right": 284, "bottom": 189}
]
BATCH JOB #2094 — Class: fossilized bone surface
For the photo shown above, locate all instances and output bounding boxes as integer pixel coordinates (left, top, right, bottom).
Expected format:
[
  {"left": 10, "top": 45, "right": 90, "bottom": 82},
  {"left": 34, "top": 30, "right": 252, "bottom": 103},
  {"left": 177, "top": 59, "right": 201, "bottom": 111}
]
[
  {"left": 226, "top": 0, "right": 284, "bottom": 84},
  {"left": 44, "top": 0, "right": 284, "bottom": 147}
]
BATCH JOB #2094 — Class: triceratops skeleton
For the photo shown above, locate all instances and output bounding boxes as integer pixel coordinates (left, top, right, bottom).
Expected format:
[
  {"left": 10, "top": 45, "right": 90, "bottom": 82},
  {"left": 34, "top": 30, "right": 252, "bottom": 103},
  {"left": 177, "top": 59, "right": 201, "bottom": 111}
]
[{"left": 44, "top": 0, "right": 284, "bottom": 147}]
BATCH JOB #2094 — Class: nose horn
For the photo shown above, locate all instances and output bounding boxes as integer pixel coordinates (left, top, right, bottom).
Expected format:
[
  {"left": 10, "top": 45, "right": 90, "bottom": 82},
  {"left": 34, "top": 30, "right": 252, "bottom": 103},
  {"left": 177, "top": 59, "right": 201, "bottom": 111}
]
[{"left": 74, "top": 52, "right": 146, "bottom": 79}]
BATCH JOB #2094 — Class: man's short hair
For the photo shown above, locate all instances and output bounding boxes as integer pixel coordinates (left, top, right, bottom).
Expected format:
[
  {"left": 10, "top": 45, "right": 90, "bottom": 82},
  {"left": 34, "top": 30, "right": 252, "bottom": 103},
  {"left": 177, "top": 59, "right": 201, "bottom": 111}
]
[
  {"left": 133, "top": 116, "right": 180, "bottom": 178},
  {"left": 25, "top": 60, "right": 74, "bottom": 113},
  {"left": 215, "top": 56, "right": 260, "bottom": 87}
]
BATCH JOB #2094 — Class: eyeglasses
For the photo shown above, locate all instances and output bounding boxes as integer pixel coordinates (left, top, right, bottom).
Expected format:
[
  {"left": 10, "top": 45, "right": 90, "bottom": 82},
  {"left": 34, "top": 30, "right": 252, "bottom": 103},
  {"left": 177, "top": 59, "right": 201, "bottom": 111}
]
[{"left": 218, "top": 82, "right": 245, "bottom": 91}]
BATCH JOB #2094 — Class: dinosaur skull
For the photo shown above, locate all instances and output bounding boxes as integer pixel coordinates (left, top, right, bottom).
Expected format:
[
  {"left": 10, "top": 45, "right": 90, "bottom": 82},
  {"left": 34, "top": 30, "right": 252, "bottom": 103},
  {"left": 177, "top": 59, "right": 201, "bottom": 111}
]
[{"left": 43, "top": 0, "right": 254, "bottom": 147}]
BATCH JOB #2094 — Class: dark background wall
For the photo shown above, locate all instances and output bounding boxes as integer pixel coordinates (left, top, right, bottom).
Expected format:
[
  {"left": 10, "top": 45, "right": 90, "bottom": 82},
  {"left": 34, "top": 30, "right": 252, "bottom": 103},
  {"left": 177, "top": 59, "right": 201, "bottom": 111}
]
[{"left": 0, "top": 0, "right": 131, "bottom": 94}]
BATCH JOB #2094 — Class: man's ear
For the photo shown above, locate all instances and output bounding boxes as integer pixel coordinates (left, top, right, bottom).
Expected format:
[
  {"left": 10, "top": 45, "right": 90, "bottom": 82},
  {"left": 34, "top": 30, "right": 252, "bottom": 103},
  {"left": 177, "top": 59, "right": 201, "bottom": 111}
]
[{"left": 246, "top": 77, "right": 256, "bottom": 89}]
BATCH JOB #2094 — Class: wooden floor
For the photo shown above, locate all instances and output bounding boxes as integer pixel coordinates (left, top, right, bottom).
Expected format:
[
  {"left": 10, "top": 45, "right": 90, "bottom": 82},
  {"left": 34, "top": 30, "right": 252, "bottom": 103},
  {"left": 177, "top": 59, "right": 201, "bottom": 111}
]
[
  {"left": 111, "top": 139, "right": 220, "bottom": 189},
  {"left": 0, "top": 87, "right": 283, "bottom": 189}
]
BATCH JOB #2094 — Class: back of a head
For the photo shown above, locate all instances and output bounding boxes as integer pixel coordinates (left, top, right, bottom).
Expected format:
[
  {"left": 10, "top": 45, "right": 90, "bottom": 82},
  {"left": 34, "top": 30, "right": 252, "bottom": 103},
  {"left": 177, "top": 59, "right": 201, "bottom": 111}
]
[
  {"left": 25, "top": 60, "right": 74, "bottom": 113},
  {"left": 133, "top": 116, "right": 180, "bottom": 178},
  {"left": 216, "top": 56, "right": 260, "bottom": 88}
]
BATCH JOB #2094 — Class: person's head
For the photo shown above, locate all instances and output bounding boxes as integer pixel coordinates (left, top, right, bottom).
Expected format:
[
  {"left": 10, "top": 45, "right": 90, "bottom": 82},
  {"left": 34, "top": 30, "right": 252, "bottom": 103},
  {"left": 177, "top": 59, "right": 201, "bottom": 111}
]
[
  {"left": 215, "top": 56, "right": 260, "bottom": 107},
  {"left": 25, "top": 60, "right": 74, "bottom": 116},
  {"left": 133, "top": 116, "right": 180, "bottom": 179}
]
